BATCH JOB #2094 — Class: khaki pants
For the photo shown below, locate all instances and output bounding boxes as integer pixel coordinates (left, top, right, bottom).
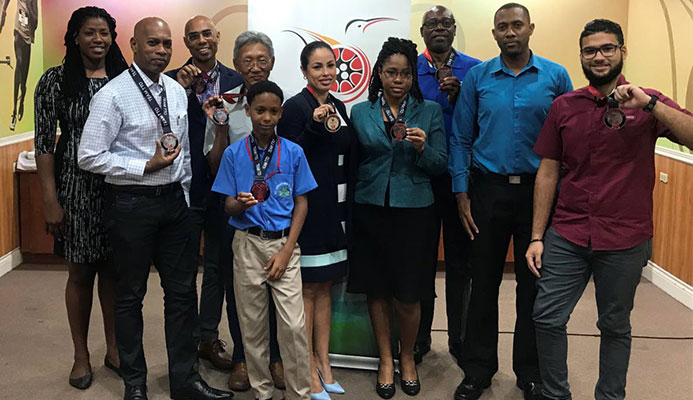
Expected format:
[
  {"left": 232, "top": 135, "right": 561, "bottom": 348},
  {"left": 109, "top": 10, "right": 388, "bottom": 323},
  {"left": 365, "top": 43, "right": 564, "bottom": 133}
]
[{"left": 232, "top": 229, "right": 311, "bottom": 400}]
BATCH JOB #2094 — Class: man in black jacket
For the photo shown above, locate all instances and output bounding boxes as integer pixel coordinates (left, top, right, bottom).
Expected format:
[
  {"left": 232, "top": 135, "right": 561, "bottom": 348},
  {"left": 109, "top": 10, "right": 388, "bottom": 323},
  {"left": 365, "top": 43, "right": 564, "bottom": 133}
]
[{"left": 166, "top": 14, "right": 243, "bottom": 375}]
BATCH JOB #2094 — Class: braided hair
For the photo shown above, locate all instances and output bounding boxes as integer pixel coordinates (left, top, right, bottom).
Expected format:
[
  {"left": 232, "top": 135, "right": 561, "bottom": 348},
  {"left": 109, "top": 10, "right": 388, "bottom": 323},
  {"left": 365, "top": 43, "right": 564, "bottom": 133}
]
[
  {"left": 62, "top": 6, "right": 128, "bottom": 98},
  {"left": 367, "top": 37, "right": 423, "bottom": 104}
]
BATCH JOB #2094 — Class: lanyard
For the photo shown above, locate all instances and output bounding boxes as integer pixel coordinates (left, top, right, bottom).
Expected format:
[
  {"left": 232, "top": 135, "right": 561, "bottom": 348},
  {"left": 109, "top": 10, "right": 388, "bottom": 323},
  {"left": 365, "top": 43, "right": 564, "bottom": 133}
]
[
  {"left": 245, "top": 134, "right": 281, "bottom": 181},
  {"left": 586, "top": 85, "right": 619, "bottom": 108},
  {"left": 306, "top": 85, "right": 337, "bottom": 109},
  {"left": 424, "top": 47, "right": 456, "bottom": 71},
  {"left": 380, "top": 94, "right": 407, "bottom": 124},
  {"left": 129, "top": 66, "right": 171, "bottom": 133},
  {"left": 220, "top": 85, "right": 246, "bottom": 104}
]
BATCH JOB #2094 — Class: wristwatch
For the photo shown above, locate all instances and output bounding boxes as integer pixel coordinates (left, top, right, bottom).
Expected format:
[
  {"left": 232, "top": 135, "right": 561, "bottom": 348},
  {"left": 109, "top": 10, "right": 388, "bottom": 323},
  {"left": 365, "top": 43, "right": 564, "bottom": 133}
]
[{"left": 643, "top": 94, "right": 658, "bottom": 113}]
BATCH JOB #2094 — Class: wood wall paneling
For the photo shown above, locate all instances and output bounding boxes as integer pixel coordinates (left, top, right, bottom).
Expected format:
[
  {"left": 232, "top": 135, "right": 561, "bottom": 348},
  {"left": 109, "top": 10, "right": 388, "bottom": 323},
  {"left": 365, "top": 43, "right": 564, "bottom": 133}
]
[
  {"left": 0, "top": 139, "right": 34, "bottom": 255},
  {"left": 652, "top": 155, "right": 693, "bottom": 285}
]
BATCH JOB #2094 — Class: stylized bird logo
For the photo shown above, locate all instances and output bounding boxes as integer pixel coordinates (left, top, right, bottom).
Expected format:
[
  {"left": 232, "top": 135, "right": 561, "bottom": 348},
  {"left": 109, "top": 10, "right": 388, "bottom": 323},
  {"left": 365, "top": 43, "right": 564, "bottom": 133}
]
[{"left": 283, "top": 17, "right": 396, "bottom": 104}]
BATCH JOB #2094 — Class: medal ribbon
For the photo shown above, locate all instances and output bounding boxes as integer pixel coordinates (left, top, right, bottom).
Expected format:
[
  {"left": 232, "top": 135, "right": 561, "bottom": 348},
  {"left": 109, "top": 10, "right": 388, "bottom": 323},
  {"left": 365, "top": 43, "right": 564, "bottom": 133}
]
[
  {"left": 129, "top": 66, "right": 171, "bottom": 133},
  {"left": 380, "top": 94, "right": 407, "bottom": 124},
  {"left": 246, "top": 134, "right": 281, "bottom": 181},
  {"left": 423, "top": 47, "right": 456, "bottom": 71},
  {"left": 306, "top": 85, "right": 337, "bottom": 113}
]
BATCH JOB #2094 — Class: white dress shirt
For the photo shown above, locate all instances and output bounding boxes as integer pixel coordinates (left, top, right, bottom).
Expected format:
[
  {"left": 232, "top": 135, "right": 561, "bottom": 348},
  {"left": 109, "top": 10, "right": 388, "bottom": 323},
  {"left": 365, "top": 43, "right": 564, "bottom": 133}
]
[
  {"left": 78, "top": 62, "right": 192, "bottom": 204},
  {"left": 202, "top": 83, "right": 252, "bottom": 155}
]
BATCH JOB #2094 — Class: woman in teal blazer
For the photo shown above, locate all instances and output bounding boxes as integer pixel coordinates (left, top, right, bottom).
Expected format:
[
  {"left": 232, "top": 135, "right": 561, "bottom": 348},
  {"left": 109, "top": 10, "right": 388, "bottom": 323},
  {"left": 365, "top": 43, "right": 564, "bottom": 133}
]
[{"left": 347, "top": 37, "right": 447, "bottom": 399}]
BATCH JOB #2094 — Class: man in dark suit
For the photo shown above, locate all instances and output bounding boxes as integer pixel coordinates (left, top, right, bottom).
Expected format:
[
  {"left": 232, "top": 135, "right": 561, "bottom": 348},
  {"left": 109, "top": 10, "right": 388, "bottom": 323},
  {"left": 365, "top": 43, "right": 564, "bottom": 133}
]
[{"left": 166, "top": 14, "right": 243, "bottom": 374}]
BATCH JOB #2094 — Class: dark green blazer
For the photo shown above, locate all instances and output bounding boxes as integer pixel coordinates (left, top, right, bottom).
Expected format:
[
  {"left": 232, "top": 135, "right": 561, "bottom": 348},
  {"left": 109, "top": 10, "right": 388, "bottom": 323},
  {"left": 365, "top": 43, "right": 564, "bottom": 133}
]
[{"left": 350, "top": 96, "right": 447, "bottom": 208}]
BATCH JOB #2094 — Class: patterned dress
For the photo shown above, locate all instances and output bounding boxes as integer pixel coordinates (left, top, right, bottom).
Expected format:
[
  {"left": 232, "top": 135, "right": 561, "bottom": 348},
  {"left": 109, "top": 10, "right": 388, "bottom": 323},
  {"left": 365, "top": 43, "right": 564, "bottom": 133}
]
[{"left": 34, "top": 65, "right": 110, "bottom": 264}]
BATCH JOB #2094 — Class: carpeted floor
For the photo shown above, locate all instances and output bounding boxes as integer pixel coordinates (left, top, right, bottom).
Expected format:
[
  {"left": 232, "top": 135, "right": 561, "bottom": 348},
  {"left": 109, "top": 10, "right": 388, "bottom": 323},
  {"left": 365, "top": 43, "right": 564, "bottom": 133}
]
[{"left": 0, "top": 266, "right": 691, "bottom": 400}]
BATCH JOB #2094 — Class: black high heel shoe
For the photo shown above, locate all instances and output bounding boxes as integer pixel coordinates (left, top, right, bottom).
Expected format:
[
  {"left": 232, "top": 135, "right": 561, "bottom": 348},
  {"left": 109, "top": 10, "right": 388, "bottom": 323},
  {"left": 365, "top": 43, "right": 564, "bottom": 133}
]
[
  {"left": 400, "top": 367, "right": 420, "bottom": 396},
  {"left": 375, "top": 364, "right": 395, "bottom": 399}
]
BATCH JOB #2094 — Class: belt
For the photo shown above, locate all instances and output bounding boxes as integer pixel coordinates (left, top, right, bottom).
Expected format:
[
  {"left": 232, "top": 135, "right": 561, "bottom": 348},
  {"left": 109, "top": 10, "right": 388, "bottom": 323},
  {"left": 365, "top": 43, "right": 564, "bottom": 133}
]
[
  {"left": 109, "top": 182, "right": 181, "bottom": 196},
  {"left": 472, "top": 168, "right": 535, "bottom": 185},
  {"left": 246, "top": 226, "right": 291, "bottom": 240}
]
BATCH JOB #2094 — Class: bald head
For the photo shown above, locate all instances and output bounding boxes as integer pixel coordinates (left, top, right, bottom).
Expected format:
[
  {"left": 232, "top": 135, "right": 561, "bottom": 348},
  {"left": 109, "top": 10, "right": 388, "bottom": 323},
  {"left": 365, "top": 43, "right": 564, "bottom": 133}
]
[
  {"left": 183, "top": 15, "right": 220, "bottom": 65},
  {"left": 130, "top": 17, "right": 172, "bottom": 80},
  {"left": 420, "top": 5, "right": 456, "bottom": 54},
  {"left": 422, "top": 5, "right": 454, "bottom": 25}
]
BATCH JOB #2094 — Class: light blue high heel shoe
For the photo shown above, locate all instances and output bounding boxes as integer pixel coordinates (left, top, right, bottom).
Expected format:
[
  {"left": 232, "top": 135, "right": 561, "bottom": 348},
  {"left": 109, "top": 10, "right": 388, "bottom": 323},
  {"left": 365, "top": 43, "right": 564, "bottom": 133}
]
[
  {"left": 318, "top": 369, "right": 345, "bottom": 394},
  {"left": 310, "top": 388, "right": 331, "bottom": 400}
]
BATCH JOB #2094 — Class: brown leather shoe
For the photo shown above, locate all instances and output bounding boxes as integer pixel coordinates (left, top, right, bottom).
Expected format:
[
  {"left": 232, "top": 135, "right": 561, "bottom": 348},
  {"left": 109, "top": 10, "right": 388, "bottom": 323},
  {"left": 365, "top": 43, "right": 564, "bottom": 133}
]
[
  {"left": 227, "top": 362, "right": 251, "bottom": 392},
  {"left": 269, "top": 361, "right": 286, "bottom": 390},
  {"left": 198, "top": 339, "right": 234, "bottom": 370}
]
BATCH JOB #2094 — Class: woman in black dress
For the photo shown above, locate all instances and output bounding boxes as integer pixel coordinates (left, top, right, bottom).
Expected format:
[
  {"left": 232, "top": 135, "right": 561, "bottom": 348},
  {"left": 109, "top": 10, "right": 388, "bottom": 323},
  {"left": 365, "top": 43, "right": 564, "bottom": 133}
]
[
  {"left": 34, "top": 6, "right": 127, "bottom": 390},
  {"left": 278, "top": 41, "right": 357, "bottom": 399}
]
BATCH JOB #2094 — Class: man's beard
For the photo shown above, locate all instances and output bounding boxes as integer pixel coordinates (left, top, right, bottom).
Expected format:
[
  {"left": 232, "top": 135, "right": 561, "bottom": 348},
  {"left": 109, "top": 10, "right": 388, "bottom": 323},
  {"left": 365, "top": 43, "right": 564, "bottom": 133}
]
[{"left": 582, "top": 59, "right": 623, "bottom": 87}]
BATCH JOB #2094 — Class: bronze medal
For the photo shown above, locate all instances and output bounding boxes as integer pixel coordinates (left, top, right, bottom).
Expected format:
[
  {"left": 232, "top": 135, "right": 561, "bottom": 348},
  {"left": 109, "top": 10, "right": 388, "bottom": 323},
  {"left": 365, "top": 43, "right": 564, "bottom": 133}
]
[
  {"left": 436, "top": 66, "right": 452, "bottom": 83},
  {"left": 390, "top": 122, "right": 407, "bottom": 141},
  {"left": 212, "top": 106, "right": 229, "bottom": 125},
  {"left": 603, "top": 108, "right": 626, "bottom": 130},
  {"left": 251, "top": 180, "right": 270, "bottom": 202},
  {"left": 325, "top": 113, "right": 341, "bottom": 133},
  {"left": 160, "top": 133, "right": 179, "bottom": 153}
]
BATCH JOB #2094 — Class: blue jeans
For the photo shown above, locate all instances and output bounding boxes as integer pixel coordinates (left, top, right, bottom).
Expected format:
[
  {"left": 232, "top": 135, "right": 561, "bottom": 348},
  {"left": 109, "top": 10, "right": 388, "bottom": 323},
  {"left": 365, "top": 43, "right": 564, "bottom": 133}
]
[{"left": 533, "top": 227, "right": 651, "bottom": 400}]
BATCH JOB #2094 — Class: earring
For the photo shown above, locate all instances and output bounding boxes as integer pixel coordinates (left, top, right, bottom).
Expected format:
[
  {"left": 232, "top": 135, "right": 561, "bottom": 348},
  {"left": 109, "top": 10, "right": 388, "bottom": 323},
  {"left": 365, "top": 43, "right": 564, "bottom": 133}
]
[{"left": 302, "top": 75, "right": 307, "bottom": 80}]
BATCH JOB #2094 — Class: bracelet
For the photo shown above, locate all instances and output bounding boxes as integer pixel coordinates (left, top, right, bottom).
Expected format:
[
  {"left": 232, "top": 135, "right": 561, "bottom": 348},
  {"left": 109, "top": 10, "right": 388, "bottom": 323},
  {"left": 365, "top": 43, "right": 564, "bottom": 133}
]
[{"left": 529, "top": 238, "right": 543, "bottom": 243}]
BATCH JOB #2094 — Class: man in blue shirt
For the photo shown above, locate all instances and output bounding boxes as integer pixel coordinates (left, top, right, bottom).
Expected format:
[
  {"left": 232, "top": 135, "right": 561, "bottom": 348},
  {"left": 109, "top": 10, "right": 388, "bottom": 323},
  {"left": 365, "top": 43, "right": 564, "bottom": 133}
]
[
  {"left": 448, "top": 3, "right": 573, "bottom": 400},
  {"left": 416, "top": 4, "right": 481, "bottom": 366},
  {"left": 213, "top": 80, "right": 316, "bottom": 400}
]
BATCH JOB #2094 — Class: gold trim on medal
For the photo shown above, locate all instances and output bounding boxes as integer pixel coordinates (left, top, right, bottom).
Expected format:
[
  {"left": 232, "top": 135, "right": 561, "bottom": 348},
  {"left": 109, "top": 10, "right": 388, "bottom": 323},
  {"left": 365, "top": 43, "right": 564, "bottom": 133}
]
[{"left": 325, "top": 113, "right": 341, "bottom": 133}]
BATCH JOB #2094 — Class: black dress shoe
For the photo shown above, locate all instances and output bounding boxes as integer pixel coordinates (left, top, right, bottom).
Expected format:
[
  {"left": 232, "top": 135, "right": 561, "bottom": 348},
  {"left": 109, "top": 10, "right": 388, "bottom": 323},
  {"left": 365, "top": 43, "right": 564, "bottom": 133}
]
[
  {"left": 375, "top": 365, "right": 395, "bottom": 399},
  {"left": 413, "top": 342, "right": 431, "bottom": 365},
  {"left": 124, "top": 385, "right": 148, "bottom": 400},
  {"left": 400, "top": 370, "right": 420, "bottom": 396},
  {"left": 516, "top": 380, "right": 545, "bottom": 400},
  {"left": 171, "top": 379, "right": 234, "bottom": 400},
  {"left": 454, "top": 377, "right": 491, "bottom": 400},
  {"left": 69, "top": 372, "right": 93, "bottom": 390}
]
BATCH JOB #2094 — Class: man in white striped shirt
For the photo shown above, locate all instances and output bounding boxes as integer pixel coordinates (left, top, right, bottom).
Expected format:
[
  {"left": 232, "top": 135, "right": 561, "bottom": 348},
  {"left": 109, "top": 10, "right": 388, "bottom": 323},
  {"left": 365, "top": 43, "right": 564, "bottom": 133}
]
[{"left": 78, "top": 17, "right": 233, "bottom": 400}]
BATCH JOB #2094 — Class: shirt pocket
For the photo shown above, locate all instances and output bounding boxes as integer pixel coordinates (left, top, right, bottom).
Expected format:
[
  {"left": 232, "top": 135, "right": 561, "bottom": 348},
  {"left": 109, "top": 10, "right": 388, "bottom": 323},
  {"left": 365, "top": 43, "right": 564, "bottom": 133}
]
[{"left": 271, "top": 173, "right": 295, "bottom": 206}]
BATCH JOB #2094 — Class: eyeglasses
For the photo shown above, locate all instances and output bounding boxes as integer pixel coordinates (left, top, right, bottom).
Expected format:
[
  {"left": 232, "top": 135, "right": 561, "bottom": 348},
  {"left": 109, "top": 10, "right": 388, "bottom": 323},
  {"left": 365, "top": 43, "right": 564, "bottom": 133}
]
[
  {"left": 422, "top": 17, "right": 455, "bottom": 29},
  {"left": 381, "top": 69, "right": 412, "bottom": 80},
  {"left": 580, "top": 44, "right": 622, "bottom": 59},
  {"left": 239, "top": 57, "right": 270, "bottom": 69}
]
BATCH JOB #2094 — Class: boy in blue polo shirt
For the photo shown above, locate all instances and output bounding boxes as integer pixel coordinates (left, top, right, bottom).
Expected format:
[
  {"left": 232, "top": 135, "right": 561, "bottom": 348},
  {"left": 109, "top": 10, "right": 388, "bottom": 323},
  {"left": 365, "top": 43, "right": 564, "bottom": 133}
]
[{"left": 212, "top": 80, "right": 316, "bottom": 400}]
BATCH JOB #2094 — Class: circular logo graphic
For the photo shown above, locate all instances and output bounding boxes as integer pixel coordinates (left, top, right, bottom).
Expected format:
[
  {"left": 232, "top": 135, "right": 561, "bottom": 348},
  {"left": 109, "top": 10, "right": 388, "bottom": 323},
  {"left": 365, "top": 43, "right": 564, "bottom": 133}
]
[{"left": 331, "top": 45, "right": 371, "bottom": 104}]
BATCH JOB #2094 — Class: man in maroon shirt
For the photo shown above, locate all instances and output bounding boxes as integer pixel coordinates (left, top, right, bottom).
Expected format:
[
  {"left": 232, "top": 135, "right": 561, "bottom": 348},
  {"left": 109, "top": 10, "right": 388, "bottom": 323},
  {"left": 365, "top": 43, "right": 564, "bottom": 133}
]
[{"left": 526, "top": 19, "right": 693, "bottom": 400}]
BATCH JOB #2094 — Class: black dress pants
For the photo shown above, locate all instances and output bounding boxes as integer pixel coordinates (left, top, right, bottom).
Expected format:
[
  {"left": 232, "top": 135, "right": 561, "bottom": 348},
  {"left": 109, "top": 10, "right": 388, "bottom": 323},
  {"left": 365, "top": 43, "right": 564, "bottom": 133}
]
[
  {"left": 417, "top": 172, "right": 472, "bottom": 347},
  {"left": 459, "top": 171, "right": 541, "bottom": 383},
  {"left": 105, "top": 184, "right": 200, "bottom": 391},
  {"left": 189, "top": 193, "right": 226, "bottom": 342}
]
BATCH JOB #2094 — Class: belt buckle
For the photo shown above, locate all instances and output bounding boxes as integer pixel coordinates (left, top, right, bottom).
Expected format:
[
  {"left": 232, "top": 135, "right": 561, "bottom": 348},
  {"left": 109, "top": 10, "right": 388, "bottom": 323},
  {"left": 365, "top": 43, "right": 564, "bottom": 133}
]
[
  {"left": 259, "top": 229, "right": 269, "bottom": 240},
  {"left": 508, "top": 175, "right": 521, "bottom": 184}
]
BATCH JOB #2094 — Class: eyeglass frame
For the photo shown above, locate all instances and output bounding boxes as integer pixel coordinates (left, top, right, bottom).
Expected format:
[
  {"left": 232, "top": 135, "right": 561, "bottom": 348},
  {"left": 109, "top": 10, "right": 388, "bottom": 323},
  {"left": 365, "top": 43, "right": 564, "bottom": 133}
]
[
  {"left": 238, "top": 57, "right": 271, "bottom": 70},
  {"left": 421, "top": 17, "right": 455, "bottom": 29},
  {"left": 380, "top": 68, "right": 413, "bottom": 80},
  {"left": 580, "top": 44, "right": 623, "bottom": 59}
]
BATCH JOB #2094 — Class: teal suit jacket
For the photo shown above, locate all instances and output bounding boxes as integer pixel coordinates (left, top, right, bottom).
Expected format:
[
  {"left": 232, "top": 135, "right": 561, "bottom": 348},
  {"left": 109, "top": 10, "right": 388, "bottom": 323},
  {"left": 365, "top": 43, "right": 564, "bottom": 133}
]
[{"left": 350, "top": 97, "right": 447, "bottom": 208}]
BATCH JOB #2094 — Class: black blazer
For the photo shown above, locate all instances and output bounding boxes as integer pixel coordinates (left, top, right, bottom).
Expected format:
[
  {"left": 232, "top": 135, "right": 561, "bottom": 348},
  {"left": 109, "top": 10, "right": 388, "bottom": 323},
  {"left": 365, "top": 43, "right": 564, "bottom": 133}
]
[
  {"left": 277, "top": 88, "right": 359, "bottom": 254},
  {"left": 165, "top": 60, "right": 243, "bottom": 208}
]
